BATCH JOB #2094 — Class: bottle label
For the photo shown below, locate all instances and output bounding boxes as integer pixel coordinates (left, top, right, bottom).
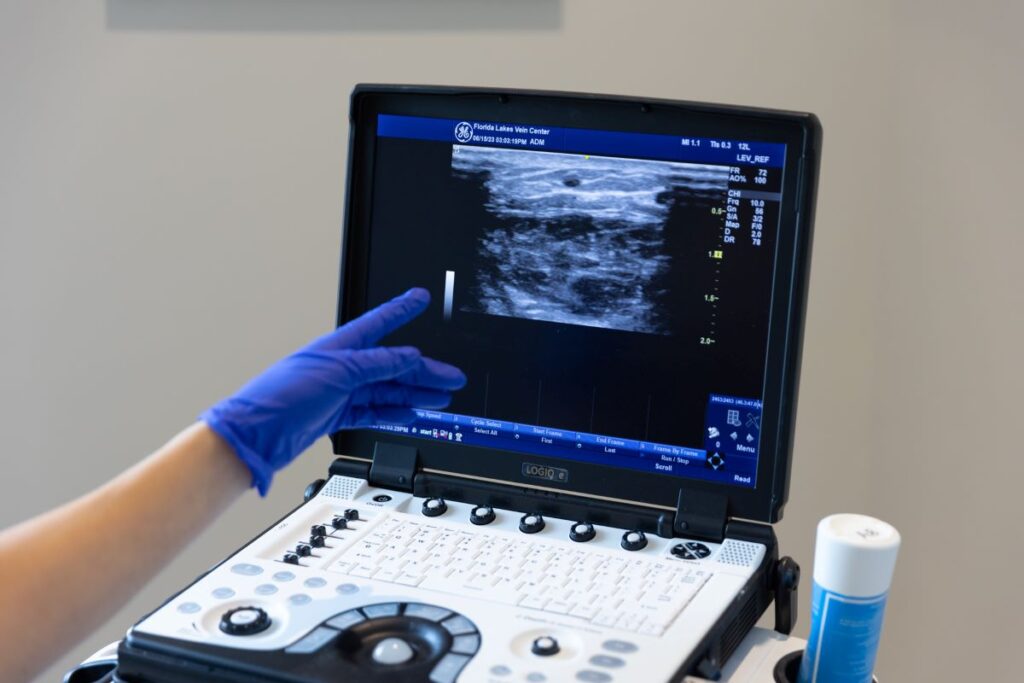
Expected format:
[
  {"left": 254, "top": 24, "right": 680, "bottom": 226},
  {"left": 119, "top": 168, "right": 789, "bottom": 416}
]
[{"left": 798, "top": 581, "right": 887, "bottom": 683}]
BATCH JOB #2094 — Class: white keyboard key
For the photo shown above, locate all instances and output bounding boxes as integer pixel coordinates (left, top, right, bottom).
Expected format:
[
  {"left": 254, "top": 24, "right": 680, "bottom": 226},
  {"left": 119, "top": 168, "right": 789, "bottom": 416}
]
[
  {"left": 374, "top": 567, "right": 401, "bottom": 583},
  {"left": 617, "top": 612, "right": 645, "bottom": 632},
  {"left": 638, "top": 621, "right": 664, "bottom": 636},
  {"left": 519, "top": 594, "right": 549, "bottom": 610},
  {"left": 569, "top": 604, "right": 599, "bottom": 620},
  {"left": 396, "top": 572, "right": 424, "bottom": 586},
  {"left": 543, "top": 599, "right": 574, "bottom": 615}
]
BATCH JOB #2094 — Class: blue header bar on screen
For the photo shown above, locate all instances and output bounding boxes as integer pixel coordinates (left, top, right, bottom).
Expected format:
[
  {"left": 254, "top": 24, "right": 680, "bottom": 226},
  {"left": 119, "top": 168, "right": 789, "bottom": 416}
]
[{"left": 376, "top": 114, "right": 786, "bottom": 168}]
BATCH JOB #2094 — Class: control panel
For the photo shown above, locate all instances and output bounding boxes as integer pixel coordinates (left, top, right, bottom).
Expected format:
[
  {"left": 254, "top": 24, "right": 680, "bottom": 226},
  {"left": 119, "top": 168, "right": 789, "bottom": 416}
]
[{"left": 125, "top": 476, "right": 766, "bottom": 683}]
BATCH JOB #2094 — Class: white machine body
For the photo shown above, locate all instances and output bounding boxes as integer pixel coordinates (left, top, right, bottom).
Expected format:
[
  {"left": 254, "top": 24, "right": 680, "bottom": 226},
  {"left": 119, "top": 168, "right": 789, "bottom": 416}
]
[{"left": 133, "top": 476, "right": 766, "bottom": 682}]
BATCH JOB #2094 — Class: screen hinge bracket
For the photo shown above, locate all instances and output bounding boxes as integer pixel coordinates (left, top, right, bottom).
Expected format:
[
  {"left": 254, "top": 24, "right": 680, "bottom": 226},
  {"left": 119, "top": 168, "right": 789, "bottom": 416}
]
[
  {"left": 673, "top": 488, "right": 728, "bottom": 542},
  {"left": 368, "top": 442, "right": 419, "bottom": 492}
]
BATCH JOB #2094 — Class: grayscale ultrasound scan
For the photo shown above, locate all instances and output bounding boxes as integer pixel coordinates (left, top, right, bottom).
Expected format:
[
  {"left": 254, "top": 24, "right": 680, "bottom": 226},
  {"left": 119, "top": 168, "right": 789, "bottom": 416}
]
[{"left": 451, "top": 146, "right": 729, "bottom": 335}]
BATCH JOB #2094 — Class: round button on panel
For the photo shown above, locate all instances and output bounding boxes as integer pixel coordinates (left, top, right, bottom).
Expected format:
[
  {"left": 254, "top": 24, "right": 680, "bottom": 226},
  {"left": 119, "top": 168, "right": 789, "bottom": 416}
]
[
  {"left": 590, "top": 654, "right": 625, "bottom": 668},
  {"left": 336, "top": 583, "right": 360, "bottom": 595},
  {"left": 219, "top": 606, "right": 271, "bottom": 636},
  {"left": 177, "top": 602, "right": 201, "bottom": 614},
  {"left": 372, "top": 494, "right": 392, "bottom": 503},
  {"left": 304, "top": 577, "right": 327, "bottom": 589},
  {"left": 371, "top": 637, "right": 415, "bottom": 665},
  {"left": 230, "top": 563, "right": 263, "bottom": 576},
  {"left": 254, "top": 584, "right": 278, "bottom": 596},
  {"left": 289, "top": 594, "right": 312, "bottom": 606},
  {"left": 519, "top": 513, "right": 545, "bottom": 534},
  {"left": 531, "top": 636, "right": 560, "bottom": 657},
  {"left": 422, "top": 498, "right": 448, "bottom": 517},
  {"left": 212, "top": 587, "right": 235, "bottom": 599},
  {"left": 569, "top": 522, "right": 596, "bottom": 543},
  {"left": 527, "top": 674, "right": 547, "bottom": 682},
  {"left": 470, "top": 505, "right": 496, "bottom": 525},
  {"left": 490, "top": 665, "right": 512, "bottom": 676},
  {"left": 576, "top": 671, "right": 612, "bottom": 682},
  {"left": 601, "top": 640, "right": 638, "bottom": 654},
  {"left": 273, "top": 571, "right": 295, "bottom": 582}
]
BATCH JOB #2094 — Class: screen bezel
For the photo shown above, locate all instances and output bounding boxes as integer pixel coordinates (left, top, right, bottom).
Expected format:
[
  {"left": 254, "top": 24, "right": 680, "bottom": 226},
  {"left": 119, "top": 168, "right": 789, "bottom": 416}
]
[{"left": 333, "top": 85, "right": 820, "bottom": 524}]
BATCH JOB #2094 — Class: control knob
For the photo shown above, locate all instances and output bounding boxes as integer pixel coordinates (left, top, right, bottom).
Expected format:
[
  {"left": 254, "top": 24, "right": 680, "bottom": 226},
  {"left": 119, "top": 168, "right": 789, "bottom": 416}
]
[
  {"left": 343, "top": 508, "right": 359, "bottom": 521},
  {"left": 219, "top": 606, "right": 271, "bottom": 636},
  {"left": 295, "top": 542, "right": 312, "bottom": 557},
  {"left": 331, "top": 516, "right": 348, "bottom": 530},
  {"left": 470, "top": 505, "right": 496, "bottom": 525},
  {"left": 422, "top": 498, "right": 448, "bottom": 517},
  {"left": 569, "top": 521, "right": 596, "bottom": 543},
  {"left": 519, "top": 513, "right": 545, "bottom": 534},
  {"left": 531, "top": 635, "right": 560, "bottom": 657},
  {"left": 621, "top": 530, "right": 648, "bottom": 551},
  {"left": 310, "top": 524, "right": 327, "bottom": 538},
  {"left": 309, "top": 535, "right": 326, "bottom": 548}
]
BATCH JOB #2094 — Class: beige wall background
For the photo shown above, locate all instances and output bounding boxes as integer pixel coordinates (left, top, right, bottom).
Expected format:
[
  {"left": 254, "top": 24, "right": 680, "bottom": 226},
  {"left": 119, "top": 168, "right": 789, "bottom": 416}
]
[{"left": 1, "top": 1, "right": 1021, "bottom": 681}]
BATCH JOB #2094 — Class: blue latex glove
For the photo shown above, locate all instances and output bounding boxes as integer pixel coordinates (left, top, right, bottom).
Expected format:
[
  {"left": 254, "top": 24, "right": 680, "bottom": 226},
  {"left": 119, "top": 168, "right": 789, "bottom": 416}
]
[{"left": 201, "top": 288, "right": 465, "bottom": 495}]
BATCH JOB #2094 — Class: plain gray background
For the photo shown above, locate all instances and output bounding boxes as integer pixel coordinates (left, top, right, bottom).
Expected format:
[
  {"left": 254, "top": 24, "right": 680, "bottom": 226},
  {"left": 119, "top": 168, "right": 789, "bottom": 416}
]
[{"left": 1, "top": 1, "right": 1021, "bottom": 681}]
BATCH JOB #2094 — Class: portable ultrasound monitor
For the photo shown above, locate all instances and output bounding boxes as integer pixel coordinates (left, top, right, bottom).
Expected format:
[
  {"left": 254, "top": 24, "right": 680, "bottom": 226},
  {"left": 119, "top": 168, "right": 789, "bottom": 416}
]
[
  {"left": 114, "top": 86, "right": 820, "bottom": 683},
  {"left": 335, "top": 86, "right": 819, "bottom": 522}
]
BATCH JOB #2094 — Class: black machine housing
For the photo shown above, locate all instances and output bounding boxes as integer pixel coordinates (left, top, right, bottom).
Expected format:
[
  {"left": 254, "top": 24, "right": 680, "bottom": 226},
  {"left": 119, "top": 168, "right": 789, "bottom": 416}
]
[{"left": 333, "top": 85, "right": 820, "bottom": 529}]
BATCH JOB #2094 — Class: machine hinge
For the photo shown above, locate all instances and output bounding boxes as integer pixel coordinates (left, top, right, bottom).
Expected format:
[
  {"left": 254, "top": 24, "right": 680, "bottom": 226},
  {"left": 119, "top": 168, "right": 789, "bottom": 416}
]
[
  {"left": 328, "top": 457, "right": 370, "bottom": 480},
  {"left": 367, "top": 442, "right": 419, "bottom": 491},
  {"left": 673, "top": 488, "right": 729, "bottom": 542}
]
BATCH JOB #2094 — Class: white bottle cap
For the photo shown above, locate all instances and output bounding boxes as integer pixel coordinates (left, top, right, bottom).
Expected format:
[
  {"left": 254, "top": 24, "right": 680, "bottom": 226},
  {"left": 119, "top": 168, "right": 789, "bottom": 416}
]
[{"left": 812, "top": 514, "right": 901, "bottom": 598}]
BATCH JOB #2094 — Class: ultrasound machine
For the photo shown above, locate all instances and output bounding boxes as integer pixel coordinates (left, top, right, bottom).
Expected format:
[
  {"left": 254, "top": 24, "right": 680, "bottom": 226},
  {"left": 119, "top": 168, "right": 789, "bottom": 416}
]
[{"left": 67, "top": 86, "right": 821, "bottom": 683}]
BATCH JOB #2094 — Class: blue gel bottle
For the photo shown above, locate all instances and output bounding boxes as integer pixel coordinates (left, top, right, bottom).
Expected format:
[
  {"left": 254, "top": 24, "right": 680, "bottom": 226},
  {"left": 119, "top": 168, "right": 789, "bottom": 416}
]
[{"left": 798, "top": 514, "right": 900, "bottom": 683}]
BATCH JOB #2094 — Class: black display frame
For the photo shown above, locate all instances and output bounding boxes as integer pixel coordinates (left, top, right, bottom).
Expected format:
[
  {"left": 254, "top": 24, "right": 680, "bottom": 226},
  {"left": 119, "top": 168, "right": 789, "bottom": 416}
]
[{"left": 333, "top": 84, "right": 820, "bottom": 524}]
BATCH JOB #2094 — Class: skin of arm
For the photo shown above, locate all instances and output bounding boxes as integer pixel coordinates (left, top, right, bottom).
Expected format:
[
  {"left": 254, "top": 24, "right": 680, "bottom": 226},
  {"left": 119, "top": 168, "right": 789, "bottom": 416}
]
[
  {"left": 0, "top": 422, "right": 250, "bottom": 683},
  {"left": 0, "top": 289, "right": 464, "bottom": 683}
]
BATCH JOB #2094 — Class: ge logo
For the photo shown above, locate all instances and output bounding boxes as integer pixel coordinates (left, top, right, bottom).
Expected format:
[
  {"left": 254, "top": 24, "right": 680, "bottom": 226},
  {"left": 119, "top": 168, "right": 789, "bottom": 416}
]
[{"left": 454, "top": 121, "right": 474, "bottom": 143}]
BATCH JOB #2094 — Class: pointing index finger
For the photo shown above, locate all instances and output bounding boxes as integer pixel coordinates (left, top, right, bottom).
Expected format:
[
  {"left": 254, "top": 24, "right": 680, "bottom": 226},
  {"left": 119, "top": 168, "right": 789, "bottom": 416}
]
[{"left": 325, "top": 288, "right": 430, "bottom": 350}]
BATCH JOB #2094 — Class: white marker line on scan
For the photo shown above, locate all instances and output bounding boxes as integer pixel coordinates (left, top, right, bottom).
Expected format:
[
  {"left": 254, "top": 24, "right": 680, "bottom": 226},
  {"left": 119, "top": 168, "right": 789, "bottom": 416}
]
[{"left": 444, "top": 270, "right": 455, "bottom": 321}]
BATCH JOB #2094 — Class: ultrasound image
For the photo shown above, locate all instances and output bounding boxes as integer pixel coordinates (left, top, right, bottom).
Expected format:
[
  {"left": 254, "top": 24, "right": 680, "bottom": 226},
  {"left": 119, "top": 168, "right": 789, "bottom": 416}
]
[{"left": 451, "top": 146, "right": 729, "bottom": 335}]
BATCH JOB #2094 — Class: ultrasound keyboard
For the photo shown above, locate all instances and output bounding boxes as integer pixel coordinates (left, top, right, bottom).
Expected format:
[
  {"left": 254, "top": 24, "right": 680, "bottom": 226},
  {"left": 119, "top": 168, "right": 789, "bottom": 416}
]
[
  {"left": 328, "top": 515, "right": 711, "bottom": 636},
  {"left": 119, "top": 476, "right": 768, "bottom": 683}
]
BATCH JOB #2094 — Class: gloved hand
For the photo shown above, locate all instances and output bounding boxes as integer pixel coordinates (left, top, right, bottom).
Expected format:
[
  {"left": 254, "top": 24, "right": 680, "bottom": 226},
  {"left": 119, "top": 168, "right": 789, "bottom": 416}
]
[{"left": 200, "top": 288, "right": 465, "bottom": 495}]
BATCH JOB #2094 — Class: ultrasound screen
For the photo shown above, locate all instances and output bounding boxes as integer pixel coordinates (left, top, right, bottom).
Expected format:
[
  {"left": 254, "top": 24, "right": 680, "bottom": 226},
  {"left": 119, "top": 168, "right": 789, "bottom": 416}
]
[
  {"left": 452, "top": 146, "right": 730, "bottom": 336},
  {"left": 359, "top": 114, "right": 786, "bottom": 489}
]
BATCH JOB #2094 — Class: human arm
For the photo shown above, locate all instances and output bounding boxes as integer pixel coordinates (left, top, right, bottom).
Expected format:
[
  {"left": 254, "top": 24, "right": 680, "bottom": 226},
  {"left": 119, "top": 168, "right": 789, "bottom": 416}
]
[
  {"left": 0, "top": 423, "right": 248, "bottom": 683},
  {"left": 0, "top": 287, "right": 464, "bottom": 683}
]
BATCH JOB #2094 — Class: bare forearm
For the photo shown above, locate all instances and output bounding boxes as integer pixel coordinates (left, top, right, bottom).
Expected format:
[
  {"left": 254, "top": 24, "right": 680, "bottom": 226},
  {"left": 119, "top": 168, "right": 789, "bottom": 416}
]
[{"left": 0, "top": 423, "right": 249, "bottom": 683}]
